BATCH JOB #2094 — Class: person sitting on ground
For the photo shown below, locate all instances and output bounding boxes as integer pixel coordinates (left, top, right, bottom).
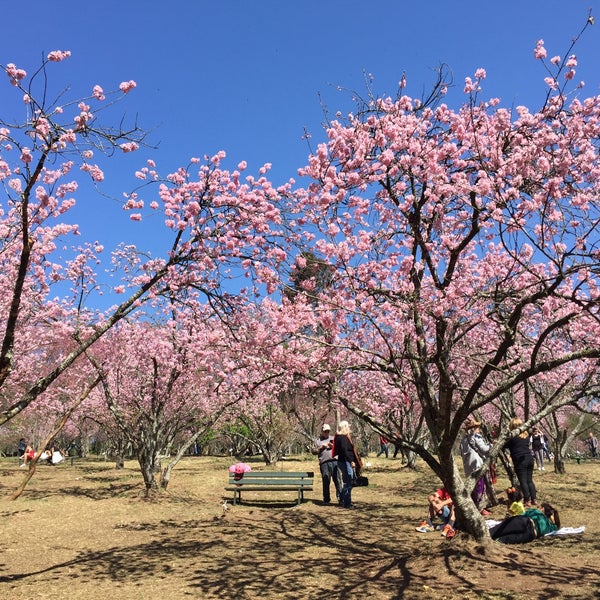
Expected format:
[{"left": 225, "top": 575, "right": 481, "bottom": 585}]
[
  {"left": 416, "top": 486, "right": 456, "bottom": 536},
  {"left": 50, "top": 447, "right": 65, "bottom": 465},
  {"left": 39, "top": 449, "right": 52, "bottom": 463},
  {"left": 20, "top": 445, "right": 64, "bottom": 467},
  {"left": 505, "top": 486, "right": 525, "bottom": 517},
  {"left": 20, "top": 445, "right": 36, "bottom": 467},
  {"left": 39, "top": 446, "right": 65, "bottom": 465},
  {"left": 490, "top": 502, "right": 560, "bottom": 544}
]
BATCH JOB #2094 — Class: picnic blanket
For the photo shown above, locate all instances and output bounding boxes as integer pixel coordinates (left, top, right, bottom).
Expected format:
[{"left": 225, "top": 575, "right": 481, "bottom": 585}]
[{"left": 485, "top": 519, "right": 585, "bottom": 537}]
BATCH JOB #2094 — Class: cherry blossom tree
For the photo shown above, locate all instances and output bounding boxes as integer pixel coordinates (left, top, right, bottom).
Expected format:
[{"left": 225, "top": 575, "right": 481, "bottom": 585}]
[
  {"left": 0, "top": 51, "right": 287, "bottom": 434},
  {"left": 286, "top": 22, "right": 600, "bottom": 541},
  {"left": 526, "top": 366, "right": 600, "bottom": 472},
  {"left": 84, "top": 300, "right": 251, "bottom": 492}
]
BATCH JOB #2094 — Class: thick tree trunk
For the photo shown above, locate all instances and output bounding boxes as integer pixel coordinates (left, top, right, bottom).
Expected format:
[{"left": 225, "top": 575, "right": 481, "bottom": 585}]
[
  {"left": 554, "top": 454, "right": 566, "bottom": 474},
  {"left": 553, "top": 427, "right": 568, "bottom": 474},
  {"left": 443, "top": 460, "right": 491, "bottom": 542},
  {"left": 161, "top": 465, "right": 172, "bottom": 490},
  {"left": 405, "top": 450, "right": 418, "bottom": 469},
  {"left": 261, "top": 448, "right": 279, "bottom": 466},
  {"left": 453, "top": 493, "right": 490, "bottom": 540},
  {"left": 137, "top": 447, "right": 159, "bottom": 493}
]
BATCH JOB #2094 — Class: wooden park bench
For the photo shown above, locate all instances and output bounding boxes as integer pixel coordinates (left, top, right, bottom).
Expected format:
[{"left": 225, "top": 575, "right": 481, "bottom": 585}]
[{"left": 225, "top": 471, "right": 314, "bottom": 505}]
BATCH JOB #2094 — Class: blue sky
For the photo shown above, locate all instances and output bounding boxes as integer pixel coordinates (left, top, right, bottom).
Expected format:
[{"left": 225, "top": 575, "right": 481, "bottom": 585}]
[{"left": 1, "top": 0, "right": 599, "bottom": 307}]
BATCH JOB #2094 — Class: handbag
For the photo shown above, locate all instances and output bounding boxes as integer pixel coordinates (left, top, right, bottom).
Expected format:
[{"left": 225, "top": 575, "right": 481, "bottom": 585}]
[{"left": 354, "top": 475, "right": 369, "bottom": 487}]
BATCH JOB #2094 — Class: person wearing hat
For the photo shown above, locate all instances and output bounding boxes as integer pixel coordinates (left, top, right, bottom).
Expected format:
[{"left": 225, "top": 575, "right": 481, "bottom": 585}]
[
  {"left": 311, "top": 423, "right": 341, "bottom": 504},
  {"left": 459, "top": 417, "right": 493, "bottom": 516}
]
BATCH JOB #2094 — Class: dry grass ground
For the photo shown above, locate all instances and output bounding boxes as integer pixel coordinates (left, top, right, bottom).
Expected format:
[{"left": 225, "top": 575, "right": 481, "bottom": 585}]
[{"left": 0, "top": 454, "right": 599, "bottom": 600}]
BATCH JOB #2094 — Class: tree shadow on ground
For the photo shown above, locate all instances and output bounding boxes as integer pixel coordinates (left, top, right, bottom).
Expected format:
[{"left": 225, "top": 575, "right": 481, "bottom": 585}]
[{"left": 0, "top": 505, "right": 597, "bottom": 600}]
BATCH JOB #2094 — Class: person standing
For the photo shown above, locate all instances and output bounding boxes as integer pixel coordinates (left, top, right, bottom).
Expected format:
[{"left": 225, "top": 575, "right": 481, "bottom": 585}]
[
  {"left": 503, "top": 418, "right": 537, "bottom": 507},
  {"left": 531, "top": 427, "right": 546, "bottom": 470},
  {"left": 459, "top": 417, "right": 493, "bottom": 515},
  {"left": 311, "top": 424, "right": 341, "bottom": 504},
  {"left": 376, "top": 435, "right": 389, "bottom": 458},
  {"left": 332, "top": 420, "right": 362, "bottom": 509},
  {"left": 587, "top": 432, "right": 599, "bottom": 458}
]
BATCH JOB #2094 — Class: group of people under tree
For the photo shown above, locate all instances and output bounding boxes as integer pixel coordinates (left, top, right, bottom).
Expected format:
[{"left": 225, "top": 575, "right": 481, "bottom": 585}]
[
  {"left": 17, "top": 438, "right": 65, "bottom": 467},
  {"left": 310, "top": 412, "right": 582, "bottom": 527},
  {"left": 311, "top": 411, "right": 548, "bottom": 531},
  {"left": 459, "top": 415, "right": 557, "bottom": 511},
  {"left": 413, "top": 414, "right": 576, "bottom": 542}
]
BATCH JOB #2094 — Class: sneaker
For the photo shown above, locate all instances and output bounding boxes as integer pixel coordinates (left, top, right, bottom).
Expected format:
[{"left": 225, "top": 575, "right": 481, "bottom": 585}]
[
  {"left": 441, "top": 524, "right": 455, "bottom": 537},
  {"left": 416, "top": 523, "right": 434, "bottom": 532},
  {"left": 445, "top": 527, "right": 458, "bottom": 539},
  {"left": 19, "top": 463, "right": 26, "bottom": 468},
  {"left": 480, "top": 509, "right": 492, "bottom": 516}
]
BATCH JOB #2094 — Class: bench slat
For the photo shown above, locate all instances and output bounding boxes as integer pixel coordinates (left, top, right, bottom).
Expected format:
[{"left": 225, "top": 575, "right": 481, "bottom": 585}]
[{"left": 228, "top": 471, "right": 313, "bottom": 478}]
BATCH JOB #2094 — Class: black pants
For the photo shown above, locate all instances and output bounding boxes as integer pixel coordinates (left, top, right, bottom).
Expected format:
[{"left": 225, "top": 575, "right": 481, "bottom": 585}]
[
  {"left": 514, "top": 456, "right": 536, "bottom": 503},
  {"left": 490, "top": 516, "right": 536, "bottom": 544}
]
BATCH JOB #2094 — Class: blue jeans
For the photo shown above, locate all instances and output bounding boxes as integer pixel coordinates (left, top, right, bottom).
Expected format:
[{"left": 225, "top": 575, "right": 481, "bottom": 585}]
[
  {"left": 339, "top": 460, "right": 354, "bottom": 508},
  {"left": 377, "top": 443, "right": 389, "bottom": 458}
]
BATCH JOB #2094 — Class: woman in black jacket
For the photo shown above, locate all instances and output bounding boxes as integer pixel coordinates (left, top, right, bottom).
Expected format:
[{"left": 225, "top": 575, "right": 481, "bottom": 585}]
[
  {"left": 503, "top": 417, "right": 537, "bottom": 506},
  {"left": 332, "top": 420, "right": 362, "bottom": 509}
]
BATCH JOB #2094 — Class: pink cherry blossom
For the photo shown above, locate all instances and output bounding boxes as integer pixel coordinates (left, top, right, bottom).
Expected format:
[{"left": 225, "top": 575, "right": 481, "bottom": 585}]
[
  {"left": 5, "top": 63, "right": 26, "bottom": 85},
  {"left": 119, "top": 142, "right": 139, "bottom": 153},
  {"left": 92, "top": 85, "right": 105, "bottom": 101},
  {"left": 534, "top": 39, "right": 547, "bottom": 59},
  {"left": 119, "top": 80, "right": 137, "bottom": 94},
  {"left": 47, "top": 50, "right": 71, "bottom": 62}
]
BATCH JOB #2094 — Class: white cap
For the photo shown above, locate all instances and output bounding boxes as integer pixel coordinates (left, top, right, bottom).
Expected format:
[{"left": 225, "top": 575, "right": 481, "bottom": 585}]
[{"left": 322, "top": 424, "right": 331, "bottom": 431}]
